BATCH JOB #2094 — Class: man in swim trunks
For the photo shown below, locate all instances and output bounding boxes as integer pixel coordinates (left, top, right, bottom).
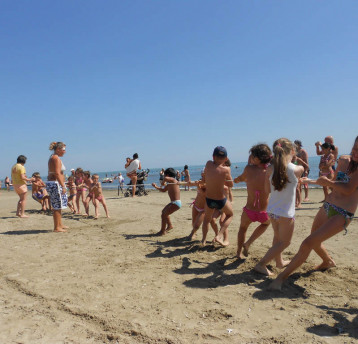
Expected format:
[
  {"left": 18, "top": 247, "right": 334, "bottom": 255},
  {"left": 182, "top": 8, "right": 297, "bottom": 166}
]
[
  {"left": 152, "top": 168, "right": 181, "bottom": 236},
  {"left": 201, "top": 146, "right": 234, "bottom": 246}
]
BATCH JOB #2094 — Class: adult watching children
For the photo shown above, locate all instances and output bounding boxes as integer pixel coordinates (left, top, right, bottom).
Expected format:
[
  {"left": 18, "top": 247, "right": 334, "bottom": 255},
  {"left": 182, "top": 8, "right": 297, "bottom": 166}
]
[
  {"left": 125, "top": 153, "right": 142, "bottom": 197},
  {"left": 11, "top": 155, "right": 34, "bottom": 218},
  {"left": 46, "top": 142, "right": 68, "bottom": 232}
]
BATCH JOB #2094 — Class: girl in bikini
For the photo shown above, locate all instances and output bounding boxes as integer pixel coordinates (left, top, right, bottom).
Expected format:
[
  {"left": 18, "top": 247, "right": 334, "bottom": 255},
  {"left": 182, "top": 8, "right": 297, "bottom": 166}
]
[
  {"left": 234, "top": 144, "right": 272, "bottom": 259},
  {"left": 82, "top": 171, "right": 93, "bottom": 217},
  {"left": 66, "top": 175, "right": 78, "bottom": 214},
  {"left": 270, "top": 136, "right": 358, "bottom": 291},
  {"left": 90, "top": 174, "right": 110, "bottom": 218},
  {"left": 318, "top": 142, "right": 335, "bottom": 200},
  {"left": 75, "top": 168, "right": 86, "bottom": 214},
  {"left": 254, "top": 138, "right": 304, "bottom": 276}
]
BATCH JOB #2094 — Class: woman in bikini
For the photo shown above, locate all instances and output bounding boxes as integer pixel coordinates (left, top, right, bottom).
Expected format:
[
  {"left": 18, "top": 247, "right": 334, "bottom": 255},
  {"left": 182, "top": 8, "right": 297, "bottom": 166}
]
[
  {"left": 234, "top": 144, "right": 272, "bottom": 259},
  {"left": 318, "top": 142, "right": 335, "bottom": 200},
  {"left": 269, "top": 136, "right": 358, "bottom": 291}
]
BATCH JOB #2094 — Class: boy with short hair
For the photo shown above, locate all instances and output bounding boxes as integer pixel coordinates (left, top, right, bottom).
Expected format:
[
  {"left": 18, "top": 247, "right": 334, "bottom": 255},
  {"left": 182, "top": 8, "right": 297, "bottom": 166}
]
[
  {"left": 201, "top": 146, "right": 234, "bottom": 246},
  {"left": 152, "top": 168, "right": 181, "bottom": 236}
]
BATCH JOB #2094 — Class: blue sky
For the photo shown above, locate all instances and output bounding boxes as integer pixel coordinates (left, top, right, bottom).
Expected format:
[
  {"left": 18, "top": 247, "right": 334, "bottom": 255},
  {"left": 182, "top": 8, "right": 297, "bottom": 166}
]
[{"left": 1, "top": 1, "right": 357, "bottom": 178}]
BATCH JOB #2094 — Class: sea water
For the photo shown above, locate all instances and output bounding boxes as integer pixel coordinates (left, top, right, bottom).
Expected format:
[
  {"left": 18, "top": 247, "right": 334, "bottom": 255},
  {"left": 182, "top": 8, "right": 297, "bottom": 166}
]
[{"left": 96, "top": 156, "right": 323, "bottom": 191}]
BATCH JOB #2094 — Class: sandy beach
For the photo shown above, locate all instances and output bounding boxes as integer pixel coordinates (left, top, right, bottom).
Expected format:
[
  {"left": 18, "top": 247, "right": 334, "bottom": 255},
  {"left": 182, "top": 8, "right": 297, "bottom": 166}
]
[{"left": 0, "top": 188, "right": 357, "bottom": 343}]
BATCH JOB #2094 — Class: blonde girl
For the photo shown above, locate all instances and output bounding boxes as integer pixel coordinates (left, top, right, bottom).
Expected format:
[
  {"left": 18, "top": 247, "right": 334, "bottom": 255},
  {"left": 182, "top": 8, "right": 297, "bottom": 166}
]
[{"left": 254, "top": 138, "right": 303, "bottom": 276}]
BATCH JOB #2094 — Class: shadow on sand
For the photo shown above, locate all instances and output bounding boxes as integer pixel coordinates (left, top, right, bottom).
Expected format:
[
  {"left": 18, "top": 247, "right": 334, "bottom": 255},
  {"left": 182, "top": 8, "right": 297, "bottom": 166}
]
[{"left": 307, "top": 305, "right": 358, "bottom": 339}]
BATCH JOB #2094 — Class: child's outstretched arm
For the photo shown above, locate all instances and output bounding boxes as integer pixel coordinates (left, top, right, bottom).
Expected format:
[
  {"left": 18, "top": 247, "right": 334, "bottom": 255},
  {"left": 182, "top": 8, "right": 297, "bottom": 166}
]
[
  {"left": 234, "top": 166, "right": 247, "bottom": 183},
  {"left": 225, "top": 169, "right": 234, "bottom": 188},
  {"left": 152, "top": 183, "right": 168, "bottom": 192},
  {"left": 178, "top": 180, "right": 197, "bottom": 187},
  {"left": 315, "top": 175, "right": 358, "bottom": 196}
]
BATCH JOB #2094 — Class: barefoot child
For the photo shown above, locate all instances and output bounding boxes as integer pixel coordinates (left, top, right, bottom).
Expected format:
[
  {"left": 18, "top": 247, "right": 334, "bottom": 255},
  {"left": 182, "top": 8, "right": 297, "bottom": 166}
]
[
  {"left": 201, "top": 146, "right": 234, "bottom": 246},
  {"left": 254, "top": 138, "right": 303, "bottom": 276},
  {"left": 234, "top": 144, "right": 272, "bottom": 259},
  {"left": 187, "top": 178, "right": 218, "bottom": 240},
  {"left": 31, "top": 172, "right": 51, "bottom": 211},
  {"left": 152, "top": 168, "right": 181, "bottom": 236},
  {"left": 66, "top": 175, "right": 78, "bottom": 213},
  {"left": 82, "top": 171, "right": 93, "bottom": 216},
  {"left": 90, "top": 174, "right": 109, "bottom": 218},
  {"left": 75, "top": 168, "right": 86, "bottom": 214}
]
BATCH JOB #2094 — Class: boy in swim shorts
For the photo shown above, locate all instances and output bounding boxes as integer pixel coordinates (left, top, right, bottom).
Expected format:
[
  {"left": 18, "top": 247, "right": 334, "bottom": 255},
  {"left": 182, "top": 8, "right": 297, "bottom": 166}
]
[
  {"left": 201, "top": 146, "right": 234, "bottom": 246},
  {"left": 152, "top": 168, "right": 181, "bottom": 236},
  {"left": 90, "top": 174, "right": 109, "bottom": 218}
]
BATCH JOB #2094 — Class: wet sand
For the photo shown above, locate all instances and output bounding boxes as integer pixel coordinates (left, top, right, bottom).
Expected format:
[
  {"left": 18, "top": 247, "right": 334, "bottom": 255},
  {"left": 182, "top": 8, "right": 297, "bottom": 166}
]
[{"left": 0, "top": 188, "right": 357, "bottom": 343}]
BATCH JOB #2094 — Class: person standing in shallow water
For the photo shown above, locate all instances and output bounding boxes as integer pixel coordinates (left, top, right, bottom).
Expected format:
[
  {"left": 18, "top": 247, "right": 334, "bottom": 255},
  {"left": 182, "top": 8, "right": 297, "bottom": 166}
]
[{"left": 46, "top": 142, "right": 68, "bottom": 232}]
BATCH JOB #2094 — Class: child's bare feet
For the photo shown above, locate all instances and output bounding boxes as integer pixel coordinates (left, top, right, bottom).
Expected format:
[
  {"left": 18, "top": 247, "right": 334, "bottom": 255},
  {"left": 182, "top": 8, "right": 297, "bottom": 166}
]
[
  {"left": 236, "top": 250, "right": 246, "bottom": 260},
  {"left": 188, "top": 230, "right": 197, "bottom": 240},
  {"left": 303, "top": 198, "right": 310, "bottom": 202},
  {"left": 19, "top": 215, "right": 29, "bottom": 218},
  {"left": 268, "top": 278, "right": 283, "bottom": 291},
  {"left": 276, "top": 260, "right": 290, "bottom": 269},
  {"left": 242, "top": 243, "right": 249, "bottom": 257},
  {"left": 254, "top": 263, "right": 273, "bottom": 276},
  {"left": 213, "top": 234, "right": 229, "bottom": 247},
  {"left": 106, "top": 215, "right": 110, "bottom": 218},
  {"left": 156, "top": 230, "right": 166, "bottom": 236},
  {"left": 166, "top": 226, "right": 173, "bottom": 232},
  {"left": 314, "top": 259, "right": 336, "bottom": 271},
  {"left": 54, "top": 228, "right": 67, "bottom": 232}
]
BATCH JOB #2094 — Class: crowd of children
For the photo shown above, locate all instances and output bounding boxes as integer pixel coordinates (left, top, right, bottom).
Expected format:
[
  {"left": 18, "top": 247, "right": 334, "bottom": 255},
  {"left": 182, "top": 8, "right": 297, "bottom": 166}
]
[
  {"left": 28, "top": 167, "right": 109, "bottom": 219},
  {"left": 5, "top": 135, "right": 358, "bottom": 292},
  {"left": 151, "top": 136, "right": 358, "bottom": 291}
]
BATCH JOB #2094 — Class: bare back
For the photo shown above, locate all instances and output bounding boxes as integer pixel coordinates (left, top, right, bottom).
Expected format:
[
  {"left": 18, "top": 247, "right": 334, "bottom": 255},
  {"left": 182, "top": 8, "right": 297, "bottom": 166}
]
[
  {"left": 245, "top": 165, "right": 269, "bottom": 211},
  {"left": 166, "top": 177, "right": 180, "bottom": 201},
  {"left": 204, "top": 160, "right": 232, "bottom": 199}
]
